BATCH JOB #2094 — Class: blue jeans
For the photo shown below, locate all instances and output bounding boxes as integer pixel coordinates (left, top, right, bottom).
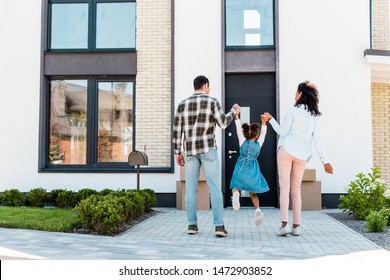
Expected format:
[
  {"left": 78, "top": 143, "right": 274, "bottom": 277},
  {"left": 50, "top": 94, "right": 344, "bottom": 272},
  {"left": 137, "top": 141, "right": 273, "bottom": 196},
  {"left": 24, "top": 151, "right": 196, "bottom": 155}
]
[{"left": 185, "top": 149, "right": 224, "bottom": 226}]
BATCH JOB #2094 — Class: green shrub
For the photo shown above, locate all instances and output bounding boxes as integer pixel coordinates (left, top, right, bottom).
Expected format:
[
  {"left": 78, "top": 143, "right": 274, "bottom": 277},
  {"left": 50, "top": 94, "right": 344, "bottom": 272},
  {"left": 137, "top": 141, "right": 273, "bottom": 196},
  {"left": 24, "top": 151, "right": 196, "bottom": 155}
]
[
  {"left": 339, "top": 167, "right": 388, "bottom": 220},
  {"left": 385, "top": 191, "right": 390, "bottom": 208},
  {"left": 75, "top": 194, "right": 126, "bottom": 235},
  {"left": 74, "top": 189, "right": 157, "bottom": 235},
  {"left": 0, "top": 192, "right": 4, "bottom": 205},
  {"left": 57, "top": 190, "right": 78, "bottom": 208},
  {"left": 378, "top": 208, "right": 390, "bottom": 226},
  {"left": 116, "top": 194, "right": 136, "bottom": 223},
  {"left": 78, "top": 188, "right": 98, "bottom": 201},
  {"left": 366, "top": 211, "right": 388, "bottom": 232},
  {"left": 125, "top": 190, "right": 145, "bottom": 218},
  {"left": 4, "top": 189, "right": 24, "bottom": 207},
  {"left": 99, "top": 188, "right": 114, "bottom": 196},
  {"left": 50, "top": 189, "right": 67, "bottom": 207},
  {"left": 26, "top": 187, "right": 49, "bottom": 207},
  {"left": 141, "top": 188, "right": 157, "bottom": 212},
  {"left": 109, "top": 190, "right": 145, "bottom": 218}
]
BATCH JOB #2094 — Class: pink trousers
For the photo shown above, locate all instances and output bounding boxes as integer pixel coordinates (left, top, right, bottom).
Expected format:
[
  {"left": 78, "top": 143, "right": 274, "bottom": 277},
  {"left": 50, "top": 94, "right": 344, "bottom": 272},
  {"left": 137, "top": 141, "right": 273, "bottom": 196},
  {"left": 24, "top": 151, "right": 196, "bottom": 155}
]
[{"left": 277, "top": 147, "right": 306, "bottom": 225}]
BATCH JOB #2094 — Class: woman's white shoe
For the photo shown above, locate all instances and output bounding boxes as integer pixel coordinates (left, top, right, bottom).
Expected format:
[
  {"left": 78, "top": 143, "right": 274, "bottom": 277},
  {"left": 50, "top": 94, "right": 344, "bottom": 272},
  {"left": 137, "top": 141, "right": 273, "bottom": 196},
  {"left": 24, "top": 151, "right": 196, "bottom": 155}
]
[
  {"left": 277, "top": 226, "right": 291, "bottom": 236},
  {"left": 291, "top": 226, "right": 301, "bottom": 236}
]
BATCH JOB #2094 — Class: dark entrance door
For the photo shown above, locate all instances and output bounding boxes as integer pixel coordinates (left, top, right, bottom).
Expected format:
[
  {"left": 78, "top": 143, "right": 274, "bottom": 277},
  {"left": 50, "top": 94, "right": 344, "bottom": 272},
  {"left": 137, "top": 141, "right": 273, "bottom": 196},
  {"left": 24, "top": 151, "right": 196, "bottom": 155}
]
[{"left": 224, "top": 73, "right": 278, "bottom": 207}]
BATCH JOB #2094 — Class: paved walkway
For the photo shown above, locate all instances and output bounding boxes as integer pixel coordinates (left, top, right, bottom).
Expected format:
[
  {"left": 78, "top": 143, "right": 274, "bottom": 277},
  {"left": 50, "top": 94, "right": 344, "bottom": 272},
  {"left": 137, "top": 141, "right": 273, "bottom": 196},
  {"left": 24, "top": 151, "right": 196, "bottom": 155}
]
[
  {"left": 0, "top": 208, "right": 390, "bottom": 260},
  {"left": 3, "top": 208, "right": 389, "bottom": 279}
]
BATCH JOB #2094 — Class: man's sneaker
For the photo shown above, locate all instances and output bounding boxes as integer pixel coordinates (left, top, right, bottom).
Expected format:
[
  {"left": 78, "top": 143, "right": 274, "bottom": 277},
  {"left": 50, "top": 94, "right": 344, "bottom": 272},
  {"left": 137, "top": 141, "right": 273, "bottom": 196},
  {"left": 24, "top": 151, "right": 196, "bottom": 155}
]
[
  {"left": 215, "top": 225, "right": 228, "bottom": 237},
  {"left": 254, "top": 208, "right": 263, "bottom": 225},
  {"left": 291, "top": 226, "right": 301, "bottom": 236},
  {"left": 277, "top": 225, "right": 291, "bottom": 236},
  {"left": 232, "top": 191, "right": 240, "bottom": 211},
  {"left": 187, "top": 224, "right": 198, "bottom": 235}
]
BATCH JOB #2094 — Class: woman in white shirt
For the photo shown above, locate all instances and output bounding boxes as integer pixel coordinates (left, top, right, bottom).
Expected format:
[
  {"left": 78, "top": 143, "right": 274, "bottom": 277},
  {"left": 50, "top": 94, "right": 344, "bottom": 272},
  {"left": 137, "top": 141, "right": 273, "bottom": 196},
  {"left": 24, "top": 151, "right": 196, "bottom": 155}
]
[{"left": 264, "top": 81, "right": 333, "bottom": 236}]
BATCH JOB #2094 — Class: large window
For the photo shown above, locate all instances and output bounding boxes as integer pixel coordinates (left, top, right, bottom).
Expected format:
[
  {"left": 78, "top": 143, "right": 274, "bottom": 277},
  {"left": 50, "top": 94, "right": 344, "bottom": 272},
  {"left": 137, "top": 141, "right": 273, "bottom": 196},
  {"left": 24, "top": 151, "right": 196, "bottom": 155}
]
[
  {"left": 48, "top": 79, "right": 135, "bottom": 169},
  {"left": 43, "top": 0, "right": 137, "bottom": 171},
  {"left": 225, "top": 0, "right": 274, "bottom": 48},
  {"left": 49, "top": 0, "right": 136, "bottom": 51}
]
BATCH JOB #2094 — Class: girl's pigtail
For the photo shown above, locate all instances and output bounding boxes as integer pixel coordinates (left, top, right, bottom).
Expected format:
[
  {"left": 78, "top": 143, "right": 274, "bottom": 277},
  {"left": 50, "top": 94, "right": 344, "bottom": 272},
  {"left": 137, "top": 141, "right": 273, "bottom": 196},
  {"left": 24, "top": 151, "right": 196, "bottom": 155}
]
[
  {"left": 242, "top": 123, "right": 250, "bottom": 139},
  {"left": 250, "top": 122, "right": 260, "bottom": 139}
]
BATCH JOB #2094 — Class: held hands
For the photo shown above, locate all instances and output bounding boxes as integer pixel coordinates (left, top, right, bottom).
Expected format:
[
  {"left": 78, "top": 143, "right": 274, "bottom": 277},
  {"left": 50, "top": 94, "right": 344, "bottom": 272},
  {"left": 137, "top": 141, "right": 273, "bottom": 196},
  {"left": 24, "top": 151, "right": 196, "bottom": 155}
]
[
  {"left": 260, "top": 113, "right": 272, "bottom": 125},
  {"left": 324, "top": 163, "right": 333, "bottom": 174},
  {"left": 262, "top": 112, "right": 273, "bottom": 121},
  {"left": 233, "top": 104, "right": 240, "bottom": 120}
]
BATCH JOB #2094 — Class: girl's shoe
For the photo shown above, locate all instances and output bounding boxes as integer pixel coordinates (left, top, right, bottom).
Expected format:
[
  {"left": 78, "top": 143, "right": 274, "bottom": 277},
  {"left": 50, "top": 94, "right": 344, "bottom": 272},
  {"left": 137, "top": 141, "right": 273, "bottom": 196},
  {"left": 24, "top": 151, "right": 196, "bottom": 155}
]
[
  {"left": 232, "top": 192, "right": 240, "bottom": 211},
  {"left": 255, "top": 208, "right": 263, "bottom": 225}
]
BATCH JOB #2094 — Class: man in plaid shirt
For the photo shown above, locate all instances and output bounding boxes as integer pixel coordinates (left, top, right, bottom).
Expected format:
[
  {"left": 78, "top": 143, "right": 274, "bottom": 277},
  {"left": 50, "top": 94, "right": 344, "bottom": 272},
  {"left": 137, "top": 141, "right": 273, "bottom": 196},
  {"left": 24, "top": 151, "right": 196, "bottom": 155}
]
[{"left": 173, "top": 75, "right": 240, "bottom": 237}]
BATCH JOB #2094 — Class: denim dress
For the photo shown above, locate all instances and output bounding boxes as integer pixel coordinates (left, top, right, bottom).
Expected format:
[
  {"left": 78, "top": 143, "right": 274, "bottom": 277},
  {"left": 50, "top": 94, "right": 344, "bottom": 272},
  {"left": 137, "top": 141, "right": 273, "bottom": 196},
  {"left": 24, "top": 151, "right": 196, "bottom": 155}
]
[{"left": 230, "top": 140, "right": 269, "bottom": 193}]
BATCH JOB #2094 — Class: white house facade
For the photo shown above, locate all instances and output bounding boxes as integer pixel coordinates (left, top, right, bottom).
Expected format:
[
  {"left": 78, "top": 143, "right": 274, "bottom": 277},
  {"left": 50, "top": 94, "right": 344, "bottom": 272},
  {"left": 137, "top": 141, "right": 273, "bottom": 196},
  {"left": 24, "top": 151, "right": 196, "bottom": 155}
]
[{"left": 0, "top": 0, "right": 389, "bottom": 208}]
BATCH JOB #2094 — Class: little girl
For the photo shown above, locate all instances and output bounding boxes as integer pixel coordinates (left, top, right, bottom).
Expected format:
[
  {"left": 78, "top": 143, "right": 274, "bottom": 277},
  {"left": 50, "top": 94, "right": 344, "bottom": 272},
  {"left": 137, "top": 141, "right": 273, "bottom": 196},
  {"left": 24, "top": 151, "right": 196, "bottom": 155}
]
[{"left": 230, "top": 113, "right": 270, "bottom": 225}]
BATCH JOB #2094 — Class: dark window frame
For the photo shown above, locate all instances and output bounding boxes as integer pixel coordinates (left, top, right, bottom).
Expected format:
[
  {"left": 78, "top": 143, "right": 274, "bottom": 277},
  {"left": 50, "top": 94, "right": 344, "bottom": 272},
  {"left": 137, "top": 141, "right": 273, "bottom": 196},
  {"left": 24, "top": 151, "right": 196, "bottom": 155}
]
[
  {"left": 224, "top": 0, "right": 275, "bottom": 50},
  {"left": 41, "top": 76, "right": 137, "bottom": 172},
  {"left": 48, "top": 0, "right": 136, "bottom": 52}
]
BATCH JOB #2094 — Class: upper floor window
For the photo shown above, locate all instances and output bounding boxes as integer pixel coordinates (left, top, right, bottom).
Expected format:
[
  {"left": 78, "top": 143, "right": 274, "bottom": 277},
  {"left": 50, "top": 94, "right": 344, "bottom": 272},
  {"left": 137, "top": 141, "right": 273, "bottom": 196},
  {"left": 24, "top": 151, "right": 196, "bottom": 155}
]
[
  {"left": 49, "top": 0, "right": 136, "bottom": 51},
  {"left": 225, "top": 0, "right": 274, "bottom": 48}
]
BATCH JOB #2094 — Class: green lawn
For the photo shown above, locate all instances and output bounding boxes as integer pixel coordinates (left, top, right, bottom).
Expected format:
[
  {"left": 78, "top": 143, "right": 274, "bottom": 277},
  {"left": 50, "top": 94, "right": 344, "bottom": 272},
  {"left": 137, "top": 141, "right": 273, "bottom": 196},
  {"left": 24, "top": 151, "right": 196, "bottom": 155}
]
[{"left": 0, "top": 207, "right": 81, "bottom": 232}]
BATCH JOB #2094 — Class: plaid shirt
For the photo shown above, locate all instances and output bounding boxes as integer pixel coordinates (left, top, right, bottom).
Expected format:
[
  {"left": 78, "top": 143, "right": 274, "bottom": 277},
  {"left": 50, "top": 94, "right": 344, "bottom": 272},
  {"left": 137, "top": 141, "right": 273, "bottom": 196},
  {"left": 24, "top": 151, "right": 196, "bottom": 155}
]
[{"left": 173, "top": 92, "right": 236, "bottom": 156}]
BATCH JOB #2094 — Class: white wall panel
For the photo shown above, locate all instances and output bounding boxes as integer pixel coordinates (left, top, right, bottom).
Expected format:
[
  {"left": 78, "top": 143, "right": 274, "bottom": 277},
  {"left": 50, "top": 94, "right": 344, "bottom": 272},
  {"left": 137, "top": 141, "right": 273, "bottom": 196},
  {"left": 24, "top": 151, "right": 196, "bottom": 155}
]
[
  {"left": 174, "top": 0, "right": 223, "bottom": 184},
  {"left": 0, "top": 1, "right": 43, "bottom": 191},
  {"left": 279, "top": 0, "right": 372, "bottom": 192}
]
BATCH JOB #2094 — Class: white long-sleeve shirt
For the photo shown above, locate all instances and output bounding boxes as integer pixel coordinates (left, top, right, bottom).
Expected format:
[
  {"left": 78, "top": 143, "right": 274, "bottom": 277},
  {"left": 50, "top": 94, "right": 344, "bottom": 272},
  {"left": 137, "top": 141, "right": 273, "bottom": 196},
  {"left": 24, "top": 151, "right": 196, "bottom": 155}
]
[
  {"left": 235, "top": 119, "right": 267, "bottom": 147},
  {"left": 268, "top": 105, "right": 329, "bottom": 163}
]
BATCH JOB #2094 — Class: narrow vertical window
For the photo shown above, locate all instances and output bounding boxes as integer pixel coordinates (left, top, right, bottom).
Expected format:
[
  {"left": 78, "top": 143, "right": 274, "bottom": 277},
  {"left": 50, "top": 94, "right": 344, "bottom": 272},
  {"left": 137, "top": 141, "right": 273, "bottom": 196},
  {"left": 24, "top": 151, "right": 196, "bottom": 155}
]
[
  {"left": 98, "top": 81, "right": 134, "bottom": 162},
  {"left": 49, "top": 80, "right": 88, "bottom": 165}
]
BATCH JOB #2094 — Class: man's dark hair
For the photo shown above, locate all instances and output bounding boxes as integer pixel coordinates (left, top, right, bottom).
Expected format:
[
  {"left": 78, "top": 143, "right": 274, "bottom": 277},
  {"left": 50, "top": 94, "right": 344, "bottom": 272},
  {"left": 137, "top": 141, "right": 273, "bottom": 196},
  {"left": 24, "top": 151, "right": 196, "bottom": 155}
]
[{"left": 193, "top": 75, "right": 209, "bottom": 90}]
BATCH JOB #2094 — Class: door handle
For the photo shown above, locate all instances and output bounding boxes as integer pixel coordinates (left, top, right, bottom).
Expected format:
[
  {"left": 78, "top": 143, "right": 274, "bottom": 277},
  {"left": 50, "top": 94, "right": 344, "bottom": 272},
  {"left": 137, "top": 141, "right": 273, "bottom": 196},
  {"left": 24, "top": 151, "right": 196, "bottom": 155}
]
[{"left": 228, "top": 150, "right": 237, "bottom": 155}]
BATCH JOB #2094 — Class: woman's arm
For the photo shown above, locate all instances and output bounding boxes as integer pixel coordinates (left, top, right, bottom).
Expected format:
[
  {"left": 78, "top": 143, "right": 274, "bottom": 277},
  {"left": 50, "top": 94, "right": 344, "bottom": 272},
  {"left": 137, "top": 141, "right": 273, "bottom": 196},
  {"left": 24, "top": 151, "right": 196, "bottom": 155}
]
[
  {"left": 264, "top": 110, "right": 294, "bottom": 137},
  {"left": 312, "top": 118, "right": 334, "bottom": 174},
  {"left": 312, "top": 118, "right": 329, "bottom": 164}
]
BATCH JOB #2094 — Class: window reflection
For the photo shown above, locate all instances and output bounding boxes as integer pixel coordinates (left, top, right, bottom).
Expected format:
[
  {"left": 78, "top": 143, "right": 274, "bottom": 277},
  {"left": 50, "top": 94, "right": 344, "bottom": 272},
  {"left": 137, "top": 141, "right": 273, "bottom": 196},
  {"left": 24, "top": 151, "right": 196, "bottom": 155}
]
[
  {"left": 243, "top": 10, "right": 260, "bottom": 29},
  {"left": 49, "top": 80, "right": 88, "bottom": 164},
  {"left": 98, "top": 82, "right": 134, "bottom": 162},
  {"left": 96, "top": 2, "right": 136, "bottom": 49},
  {"left": 226, "top": 0, "right": 274, "bottom": 47},
  {"left": 50, "top": 4, "right": 88, "bottom": 49}
]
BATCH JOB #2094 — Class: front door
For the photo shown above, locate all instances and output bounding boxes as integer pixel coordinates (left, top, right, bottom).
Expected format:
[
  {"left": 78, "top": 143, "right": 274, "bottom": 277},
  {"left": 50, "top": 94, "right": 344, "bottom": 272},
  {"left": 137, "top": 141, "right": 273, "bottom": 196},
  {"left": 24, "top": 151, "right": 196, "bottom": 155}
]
[{"left": 224, "top": 73, "right": 278, "bottom": 207}]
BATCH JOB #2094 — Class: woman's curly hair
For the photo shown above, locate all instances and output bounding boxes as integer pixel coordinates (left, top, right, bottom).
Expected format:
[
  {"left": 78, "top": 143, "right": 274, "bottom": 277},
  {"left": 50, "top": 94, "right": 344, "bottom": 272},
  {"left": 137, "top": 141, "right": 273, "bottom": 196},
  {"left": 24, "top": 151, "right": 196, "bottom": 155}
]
[
  {"left": 295, "top": 81, "right": 322, "bottom": 116},
  {"left": 242, "top": 122, "right": 260, "bottom": 140}
]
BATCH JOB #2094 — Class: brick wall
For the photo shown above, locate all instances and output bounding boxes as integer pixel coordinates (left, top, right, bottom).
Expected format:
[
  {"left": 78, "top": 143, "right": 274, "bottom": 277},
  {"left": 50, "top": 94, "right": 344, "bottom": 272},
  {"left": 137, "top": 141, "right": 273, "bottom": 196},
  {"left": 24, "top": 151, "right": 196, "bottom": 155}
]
[
  {"left": 372, "top": 0, "right": 390, "bottom": 50},
  {"left": 135, "top": 0, "right": 172, "bottom": 168},
  {"left": 371, "top": 83, "right": 390, "bottom": 183}
]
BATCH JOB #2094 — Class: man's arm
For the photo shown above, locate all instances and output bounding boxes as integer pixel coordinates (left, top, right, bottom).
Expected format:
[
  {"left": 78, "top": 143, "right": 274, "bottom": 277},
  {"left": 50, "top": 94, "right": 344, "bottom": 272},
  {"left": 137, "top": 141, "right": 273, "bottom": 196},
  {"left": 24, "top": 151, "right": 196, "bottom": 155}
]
[
  {"left": 172, "top": 104, "right": 183, "bottom": 155},
  {"left": 213, "top": 100, "right": 239, "bottom": 129}
]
